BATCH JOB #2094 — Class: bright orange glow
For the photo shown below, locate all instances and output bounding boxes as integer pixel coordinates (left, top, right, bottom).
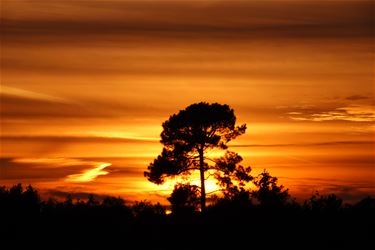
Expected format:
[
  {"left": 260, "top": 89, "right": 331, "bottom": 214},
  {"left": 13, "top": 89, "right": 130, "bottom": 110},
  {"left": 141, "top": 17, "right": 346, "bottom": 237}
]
[{"left": 0, "top": 0, "right": 374, "bottom": 204}]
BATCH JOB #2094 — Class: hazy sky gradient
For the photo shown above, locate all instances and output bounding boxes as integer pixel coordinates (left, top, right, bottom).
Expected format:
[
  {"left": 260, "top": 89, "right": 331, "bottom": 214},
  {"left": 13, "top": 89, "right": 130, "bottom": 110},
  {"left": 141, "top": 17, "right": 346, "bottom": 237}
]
[{"left": 1, "top": 0, "right": 374, "bottom": 203}]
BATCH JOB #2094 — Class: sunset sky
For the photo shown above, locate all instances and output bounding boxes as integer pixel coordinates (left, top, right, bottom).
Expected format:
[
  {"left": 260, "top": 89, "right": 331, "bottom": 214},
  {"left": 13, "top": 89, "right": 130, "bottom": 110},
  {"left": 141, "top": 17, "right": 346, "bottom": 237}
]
[{"left": 1, "top": 0, "right": 374, "bottom": 204}]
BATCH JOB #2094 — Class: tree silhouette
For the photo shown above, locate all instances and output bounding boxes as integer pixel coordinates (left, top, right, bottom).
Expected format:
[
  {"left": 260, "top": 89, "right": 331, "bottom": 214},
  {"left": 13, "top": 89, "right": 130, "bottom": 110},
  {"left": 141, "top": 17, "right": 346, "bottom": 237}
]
[
  {"left": 102, "top": 196, "right": 125, "bottom": 208},
  {"left": 87, "top": 194, "right": 99, "bottom": 207},
  {"left": 168, "top": 183, "right": 200, "bottom": 215},
  {"left": 1, "top": 183, "right": 375, "bottom": 248},
  {"left": 144, "top": 102, "right": 250, "bottom": 211},
  {"left": 253, "top": 170, "right": 290, "bottom": 207},
  {"left": 304, "top": 192, "right": 343, "bottom": 213},
  {"left": 132, "top": 201, "right": 166, "bottom": 220}
]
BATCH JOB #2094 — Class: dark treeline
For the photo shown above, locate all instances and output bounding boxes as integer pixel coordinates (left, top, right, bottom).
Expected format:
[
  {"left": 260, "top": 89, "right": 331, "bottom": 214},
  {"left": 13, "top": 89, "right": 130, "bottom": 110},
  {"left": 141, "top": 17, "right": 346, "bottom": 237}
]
[{"left": 1, "top": 179, "right": 374, "bottom": 249}]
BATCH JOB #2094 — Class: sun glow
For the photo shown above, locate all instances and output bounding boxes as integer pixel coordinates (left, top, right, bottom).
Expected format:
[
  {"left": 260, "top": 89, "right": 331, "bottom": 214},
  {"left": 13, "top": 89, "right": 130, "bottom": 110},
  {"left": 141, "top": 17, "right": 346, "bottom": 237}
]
[
  {"left": 149, "top": 171, "right": 222, "bottom": 195},
  {"left": 84, "top": 131, "right": 160, "bottom": 142},
  {"left": 191, "top": 178, "right": 220, "bottom": 194},
  {"left": 1, "top": 0, "right": 374, "bottom": 205}
]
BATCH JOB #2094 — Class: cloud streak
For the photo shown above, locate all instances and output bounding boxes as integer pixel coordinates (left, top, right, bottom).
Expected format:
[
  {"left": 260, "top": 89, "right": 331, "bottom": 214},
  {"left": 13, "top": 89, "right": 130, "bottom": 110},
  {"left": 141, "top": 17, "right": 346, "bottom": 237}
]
[
  {"left": 230, "top": 140, "right": 374, "bottom": 148},
  {"left": 2, "top": 0, "right": 373, "bottom": 42},
  {"left": 1, "top": 158, "right": 112, "bottom": 183},
  {"left": 1, "top": 86, "right": 73, "bottom": 104},
  {"left": 65, "top": 162, "right": 111, "bottom": 183},
  {"left": 288, "top": 105, "right": 375, "bottom": 122},
  {"left": 1, "top": 135, "right": 158, "bottom": 143},
  {"left": 281, "top": 176, "right": 375, "bottom": 203},
  {"left": 346, "top": 95, "right": 370, "bottom": 101}
]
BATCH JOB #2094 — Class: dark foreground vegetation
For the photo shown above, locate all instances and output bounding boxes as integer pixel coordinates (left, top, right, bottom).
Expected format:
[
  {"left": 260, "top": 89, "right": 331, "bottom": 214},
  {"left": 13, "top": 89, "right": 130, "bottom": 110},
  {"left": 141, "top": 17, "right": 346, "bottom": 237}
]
[{"left": 1, "top": 183, "right": 374, "bottom": 249}]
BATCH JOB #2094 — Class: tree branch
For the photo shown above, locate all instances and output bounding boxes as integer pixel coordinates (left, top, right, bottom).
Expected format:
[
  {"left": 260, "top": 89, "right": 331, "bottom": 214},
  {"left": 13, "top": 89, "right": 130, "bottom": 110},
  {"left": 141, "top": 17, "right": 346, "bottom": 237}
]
[
  {"left": 207, "top": 165, "right": 229, "bottom": 174},
  {"left": 206, "top": 189, "right": 224, "bottom": 195},
  {"left": 204, "top": 157, "right": 219, "bottom": 164},
  {"left": 204, "top": 172, "right": 216, "bottom": 180},
  {"left": 175, "top": 167, "right": 201, "bottom": 175},
  {"left": 186, "top": 154, "right": 200, "bottom": 160}
]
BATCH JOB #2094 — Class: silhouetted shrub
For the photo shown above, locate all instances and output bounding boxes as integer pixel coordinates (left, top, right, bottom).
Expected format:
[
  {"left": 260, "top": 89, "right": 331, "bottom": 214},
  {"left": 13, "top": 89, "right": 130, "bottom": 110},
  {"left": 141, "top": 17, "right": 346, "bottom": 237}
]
[
  {"left": 210, "top": 189, "right": 253, "bottom": 215},
  {"left": 252, "top": 170, "right": 290, "bottom": 208},
  {"left": 168, "top": 183, "right": 200, "bottom": 215},
  {"left": 132, "top": 200, "right": 166, "bottom": 220},
  {"left": 1, "top": 183, "right": 374, "bottom": 248},
  {"left": 304, "top": 192, "right": 343, "bottom": 213}
]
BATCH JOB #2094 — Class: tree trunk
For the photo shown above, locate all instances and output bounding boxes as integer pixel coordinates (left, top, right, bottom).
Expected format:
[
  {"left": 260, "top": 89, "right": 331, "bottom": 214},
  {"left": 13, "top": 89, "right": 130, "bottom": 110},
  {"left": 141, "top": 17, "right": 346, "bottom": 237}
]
[{"left": 199, "top": 148, "right": 206, "bottom": 212}]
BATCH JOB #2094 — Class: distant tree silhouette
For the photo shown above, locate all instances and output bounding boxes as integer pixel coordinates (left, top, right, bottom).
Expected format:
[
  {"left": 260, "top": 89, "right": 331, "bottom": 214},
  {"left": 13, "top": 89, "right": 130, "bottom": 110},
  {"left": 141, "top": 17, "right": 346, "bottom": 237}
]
[
  {"left": 168, "top": 183, "right": 200, "bottom": 215},
  {"left": 101, "top": 196, "right": 131, "bottom": 219},
  {"left": 211, "top": 188, "right": 253, "bottom": 214},
  {"left": 63, "top": 194, "right": 74, "bottom": 209},
  {"left": 102, "top": 196, "right": 125, "bottom": 208},
  {"left": 0, "top": 184, "right": 41, "bottom": 223},
  {"left": 354, "top": 196, "right": 375, "bottom": 212},
  {"left": 253, "top": 170, "right": 290, "bottom": 207},
  {"left": 304, "top": 192, "right": 343, "bottom": 213},
  {"left": 23, "top": 185, "right": 41, "bottom": 216},
  {"left": 1, "top": 183, "right": 374, "bottom": 248},
  {"left": 87, "top": 194, "right": 99, "bottom": 207},
  {"left": 132, "top": 201, "right": 166, "bottom": 220},
  {"left": 144, "top": 102, "right": 250, "bottom": 211}
]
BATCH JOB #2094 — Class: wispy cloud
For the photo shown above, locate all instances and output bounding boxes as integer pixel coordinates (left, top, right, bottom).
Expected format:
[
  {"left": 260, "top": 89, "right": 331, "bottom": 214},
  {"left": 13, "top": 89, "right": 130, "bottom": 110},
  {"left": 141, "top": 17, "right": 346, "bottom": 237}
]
[
  {"left": 11, "top": 158, "right": 111, "bottom": 183},
  {"left": 230, "top": 140, "right": 374, "bottom": 148},
  {"left": 65, "top": 162, "right": 111, "bottom": 183},
  {"left": 2, "top": 135, "right": 158, "bottom": 143},
  {"left": 346, "top": 95, "right": 370, "bottom": 101},
  {"left": 283, "top": 177, "right": 375, "bottom": 203},
  {"left": 0, "top": 88, "right": 87, "bottom": 119},
  {"left": 13, "top": 157, "right": 91, "bottom": 167},
  {"left": 2, "top": 0, "right": 372, "bottom": 42},
  {"left": 288, "top": 105, "right": 375, "bottom": 122},
  {"left": 1, "top": 85, "right": 73, "bottom": 104}
]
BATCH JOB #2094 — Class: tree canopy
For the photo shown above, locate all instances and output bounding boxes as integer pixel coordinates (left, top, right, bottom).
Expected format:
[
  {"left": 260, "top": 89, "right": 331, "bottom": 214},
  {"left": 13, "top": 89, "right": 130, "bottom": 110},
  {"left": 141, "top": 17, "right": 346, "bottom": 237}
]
[
  {"left": 253, "top": 170, "right": 290, "bottom": 207},
  {"left": 144, "top": 102, "right": 251, "bottom": 211},
  {"left": 167, "top": 183, "right": 200, "bottom": 215}
]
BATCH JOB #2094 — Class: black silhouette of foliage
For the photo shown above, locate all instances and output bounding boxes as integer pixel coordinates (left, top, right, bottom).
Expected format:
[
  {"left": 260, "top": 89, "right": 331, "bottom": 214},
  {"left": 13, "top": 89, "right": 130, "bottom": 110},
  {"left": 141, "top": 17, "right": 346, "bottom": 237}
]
[
  {"left": 253, "top": 170, "right": 290, "bottom": 207},
  {"left": 168, "top": 183, "right": 200, "bottom": 215},
  {"left": 304, "top": 192, "right": 343, "bottom": 213},
  {"left": 0, "top": 184, "right": 41, "bottom": 220},
  {"left": 132, "top": 200, "right": 166, "bottom": 220},
  {"left": 0, "top": 183, "right": 374, "bottom": 249},
  {"left": 87, "top": 194, "right": 100, "bottom": 206},
  {"left": 102, "top": 196, "right": 125, "bottom": 208},
  {"left": 353, "top": 196, "right": 375, "bottom": 212},
  {"left": 214, "top": 151, "right": 253, "bottom": 198},
  {"left": 144, "top": 102, "right": 249, "bottom": 211},
  {"left": 210, "top": 189, "right": 253, "bottom": 215}
]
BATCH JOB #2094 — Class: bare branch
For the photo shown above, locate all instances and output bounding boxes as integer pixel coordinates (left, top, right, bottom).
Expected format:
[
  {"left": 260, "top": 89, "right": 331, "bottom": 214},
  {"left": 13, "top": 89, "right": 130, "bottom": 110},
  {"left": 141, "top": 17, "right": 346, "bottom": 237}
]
[
  {"left": 206, "top": 189, "right": 224, "bottom": 195},
  {"left": 204, "top": 172, "right": 216, "bottom": 180},
  {"left": 204, "top": 157, "right": 219, "bottom": 164},
  {"left": 176, "top": 167, "right": 201, "bottom": 175},
  {"left": 206, "top": 165, "right": 228, "bottom": 174}
]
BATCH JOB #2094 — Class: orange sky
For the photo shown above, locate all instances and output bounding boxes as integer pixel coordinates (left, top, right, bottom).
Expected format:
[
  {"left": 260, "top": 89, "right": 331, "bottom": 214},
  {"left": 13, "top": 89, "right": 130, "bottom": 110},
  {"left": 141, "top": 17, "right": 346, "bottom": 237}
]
[{"left": 1, "top": 0, "right": 374, "bottom": 203}]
